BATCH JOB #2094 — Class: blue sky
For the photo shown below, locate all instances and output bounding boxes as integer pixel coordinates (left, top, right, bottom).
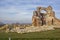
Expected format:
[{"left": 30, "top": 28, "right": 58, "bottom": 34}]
[{"left": 0, "top": 0, "right": 60, "bottom": 23}]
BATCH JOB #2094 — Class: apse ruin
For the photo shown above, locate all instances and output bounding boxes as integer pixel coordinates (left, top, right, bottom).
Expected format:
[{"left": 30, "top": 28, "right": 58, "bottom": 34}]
[{"left": 32, "top": 6, "right": 60, "bottom": 28}]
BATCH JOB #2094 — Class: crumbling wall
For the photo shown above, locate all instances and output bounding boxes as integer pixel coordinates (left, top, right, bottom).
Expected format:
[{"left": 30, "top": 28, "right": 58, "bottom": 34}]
[{"left": 32, "top": 11, "right": 40, "bottom": 27}]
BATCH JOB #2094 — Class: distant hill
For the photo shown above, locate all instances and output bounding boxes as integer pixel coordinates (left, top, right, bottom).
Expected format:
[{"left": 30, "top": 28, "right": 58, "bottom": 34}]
[{"left": 0, "top": 22, "right": 5, "bottom": 27}]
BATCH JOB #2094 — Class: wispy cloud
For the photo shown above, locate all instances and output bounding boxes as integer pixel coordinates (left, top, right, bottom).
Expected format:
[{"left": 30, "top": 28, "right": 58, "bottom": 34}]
[{"left": 0, "top": 0, "right": 60, "bottom": 23}]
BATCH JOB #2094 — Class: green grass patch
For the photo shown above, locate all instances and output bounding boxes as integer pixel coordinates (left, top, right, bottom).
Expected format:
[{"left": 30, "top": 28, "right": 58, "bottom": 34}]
[{"left": 0, "top": 29, "right": 60, "bottom": 38}]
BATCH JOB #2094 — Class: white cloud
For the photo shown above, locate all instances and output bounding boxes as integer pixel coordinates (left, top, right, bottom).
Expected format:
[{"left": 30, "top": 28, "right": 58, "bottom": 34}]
[{"left": 0, "top": 0, "right": 60, "bottom": 23}]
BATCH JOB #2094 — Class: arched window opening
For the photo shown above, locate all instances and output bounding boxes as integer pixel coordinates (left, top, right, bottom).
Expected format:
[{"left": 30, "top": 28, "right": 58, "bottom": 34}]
[{"left": 40, "top": 10, "right": 46, "bottom": 14}]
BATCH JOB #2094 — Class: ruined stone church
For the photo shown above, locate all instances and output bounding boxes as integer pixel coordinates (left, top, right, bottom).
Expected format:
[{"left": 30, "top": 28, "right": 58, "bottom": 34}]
[{"left": 32, "top": 6, "right": 60, "bottom": 27}]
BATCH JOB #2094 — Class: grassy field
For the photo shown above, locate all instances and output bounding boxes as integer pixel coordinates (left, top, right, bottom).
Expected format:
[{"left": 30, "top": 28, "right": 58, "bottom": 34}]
[{"left": 0, "top": 28, "right": 60, "bottom": 40}]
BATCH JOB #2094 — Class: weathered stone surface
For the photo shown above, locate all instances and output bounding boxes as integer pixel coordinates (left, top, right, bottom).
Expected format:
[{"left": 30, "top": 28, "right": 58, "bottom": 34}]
[{"left": 32, "top": 11, "right": 40, "bottom": 27}]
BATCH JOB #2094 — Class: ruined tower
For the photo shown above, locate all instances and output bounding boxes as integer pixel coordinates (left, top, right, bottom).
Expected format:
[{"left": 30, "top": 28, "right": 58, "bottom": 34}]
[{"left": 32, "top": 6, "right": 60, "bottom": 27}]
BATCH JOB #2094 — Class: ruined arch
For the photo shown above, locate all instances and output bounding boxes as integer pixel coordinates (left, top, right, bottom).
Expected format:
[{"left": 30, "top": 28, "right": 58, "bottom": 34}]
[
  {"left": 37, "top": 7, "right": 48, "bottom": 26},
  {"left": 32, "top": 6, "right": 57, "bottom": 27},
  {"left": 37, "top": 7, "right": 48, "bottom": 13}
]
